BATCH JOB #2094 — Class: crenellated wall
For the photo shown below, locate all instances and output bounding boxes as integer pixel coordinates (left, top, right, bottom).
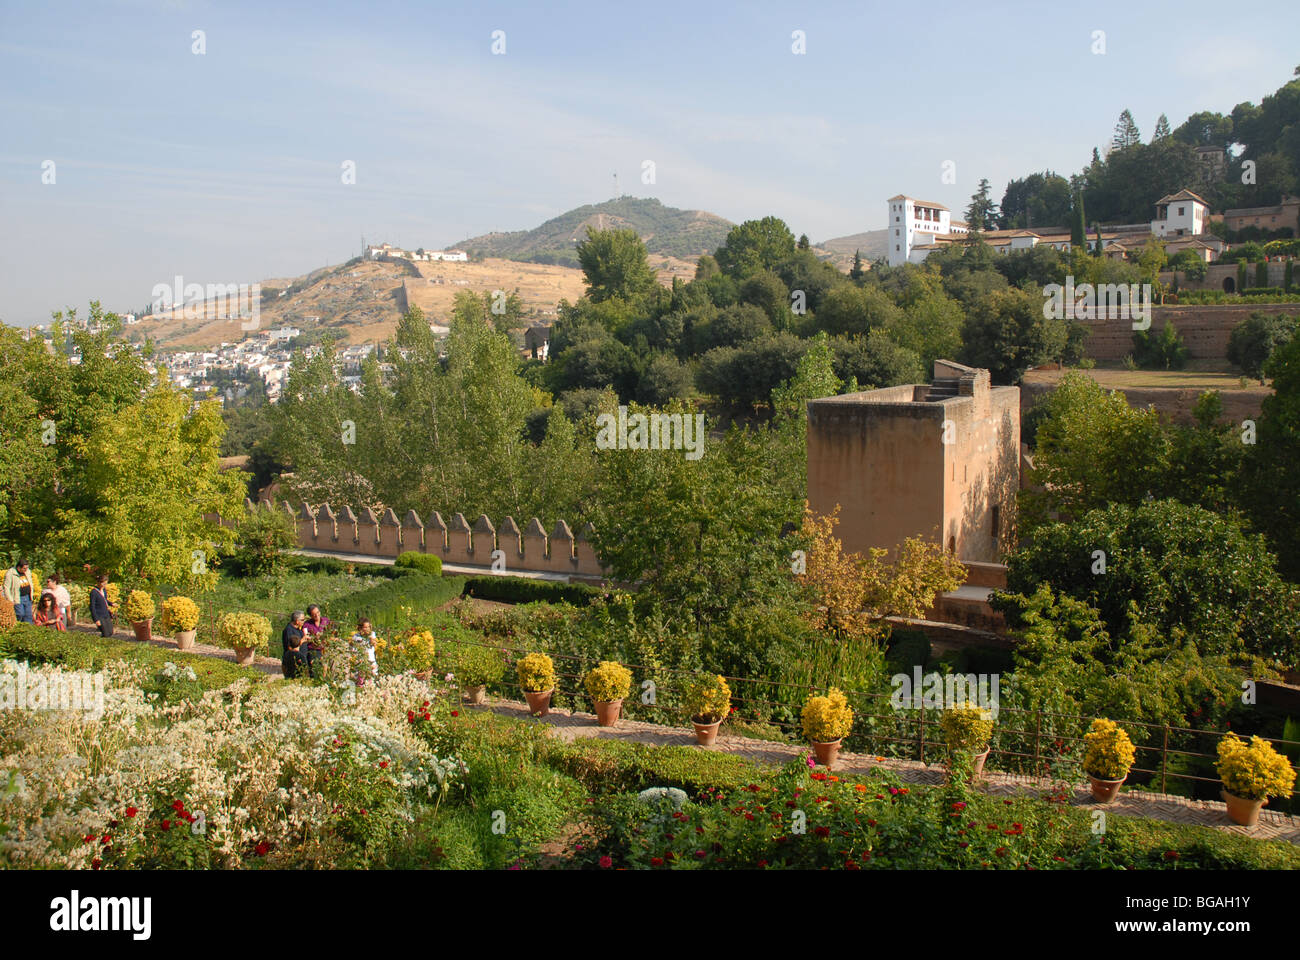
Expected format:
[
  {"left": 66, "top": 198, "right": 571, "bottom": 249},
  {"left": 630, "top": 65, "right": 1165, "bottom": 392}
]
[{"left": 230, "top": 499, "right": 608, "bottom": 580}]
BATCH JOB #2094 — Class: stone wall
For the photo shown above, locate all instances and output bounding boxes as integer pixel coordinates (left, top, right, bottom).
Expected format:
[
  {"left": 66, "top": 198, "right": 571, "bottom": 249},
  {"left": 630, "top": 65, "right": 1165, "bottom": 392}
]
[
  {"left": 1077, "top": 302, "right": 1300, "bottom": 362},
  {"left": 232, "top": 499, "right": 607, "bottom": 580}
]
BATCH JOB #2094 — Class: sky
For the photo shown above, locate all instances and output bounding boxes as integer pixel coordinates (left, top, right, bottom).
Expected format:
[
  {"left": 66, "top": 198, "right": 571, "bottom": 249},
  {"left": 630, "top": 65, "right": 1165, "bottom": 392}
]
[{"left": 0, "top": 0, "right": 1296, "bottom": 325}]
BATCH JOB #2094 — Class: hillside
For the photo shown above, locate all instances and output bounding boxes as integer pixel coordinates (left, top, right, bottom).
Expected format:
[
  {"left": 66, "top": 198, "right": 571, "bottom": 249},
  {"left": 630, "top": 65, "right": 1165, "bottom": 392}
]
[
  {"left": 817, "top": 228, "right": 889, "bottom": 267},
  {"left": 455, "top": 196, "right": 734, "bottom": 266}
]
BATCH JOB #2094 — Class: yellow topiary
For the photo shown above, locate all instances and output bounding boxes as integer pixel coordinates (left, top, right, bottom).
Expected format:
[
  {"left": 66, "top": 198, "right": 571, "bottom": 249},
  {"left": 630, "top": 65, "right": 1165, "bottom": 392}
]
[
  {"left": 106, "top": 583, "right": 121, "bottom": 609},
  {"left": 516, "top": 652, "right": 556, "bottom": 693},
  {"left": 123, "top": 590, "right": 156, "bottom": 623},
  {"left": 940, "top": 704, "right": 993, "bottom": 754},
  {"left": 1216, "top": 733, "right": 1296, "bottom": 801},
  {"left": 216, "top": 611, "right": 272, "bottom": 654},
  {"left": 160, "top": 596, "right": 201, "bottom": 633},
  {"left": 584, "top": 660, "right": 633, "bottom": 703},
  {"left": 802, "top": 688, "right": 854, "bottom": 743},
  {"left": 683, "top": 673, "right": 731, "bottom": 724},
  {"left": 0, "top": 601, "right": 15, "bottom": 633},
  {"left": 1083, "top": 718, "right": 1137, "bottom": 781}
]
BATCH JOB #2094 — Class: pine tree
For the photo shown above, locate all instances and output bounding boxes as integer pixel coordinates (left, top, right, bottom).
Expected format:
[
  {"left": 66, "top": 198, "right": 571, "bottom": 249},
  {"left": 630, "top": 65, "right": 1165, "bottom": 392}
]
[
  {"left": 798, "top": 233, "right": 811, "bottom": 250},
  {"left": 965, "top": 178, "right": 998, "bottom": 234},
  {"left": 1112, "top": 109, "right": 1142, "bottom": 151},
  {"left": 1152, "top": 114, "right": 1171, "bottom": 141},
  {"left": 850, "top": 249, "right": 864, "bottom": 281}
]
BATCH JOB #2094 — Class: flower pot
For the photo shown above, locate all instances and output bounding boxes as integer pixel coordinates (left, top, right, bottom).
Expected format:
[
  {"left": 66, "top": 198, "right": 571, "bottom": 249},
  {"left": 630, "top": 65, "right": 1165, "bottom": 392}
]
[
  {"left": 692, "top": 717, "right": 723, "bottom": 746},
  {"left": 1087, "top": 773, "right": 1127, "bottom": 803},
  {"left": 523, "top": 688, "right": 554, "bottom": 717},
  {"left": 1222, "top": 789, "right": 1267, "bottom": 827},
  {"left": 463, "top": 684, "right": 487, "bottom": 705},
  {"left": 811, "top": 738, "right": 843, "bottom": 769},
  {"left": 593, "top": 698, "right": 624, "bottom": 727},
  {"left": 947, "top": 746, "right": 991, "bottom": 781},
  {"left": 131, "top": 619, "right": 152, "bottom": 643},
  {"left": 232, "top": 644, "right": 257, "bottom": 666},
  {"left": 175, "top": 629, "right": 197, "bottom": 651},
  {"left": 413, "top": 669, "right": 433, "bottom": 681}
]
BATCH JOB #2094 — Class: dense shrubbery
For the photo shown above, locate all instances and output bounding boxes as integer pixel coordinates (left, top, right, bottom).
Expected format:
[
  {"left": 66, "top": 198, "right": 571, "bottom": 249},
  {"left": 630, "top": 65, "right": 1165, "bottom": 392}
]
[
  {"left": 395, "top": 552, "right": 443, "bottom": 576},
  {"left": 462, "top": 575, "right": 603, "bottom": 606}
]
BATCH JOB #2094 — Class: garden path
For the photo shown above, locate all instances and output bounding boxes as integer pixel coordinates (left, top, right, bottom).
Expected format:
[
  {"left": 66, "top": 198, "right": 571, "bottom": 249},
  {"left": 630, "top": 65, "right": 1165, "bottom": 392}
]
[{"left": 474, "top": 698, "right": 1300, "bottom": 845}]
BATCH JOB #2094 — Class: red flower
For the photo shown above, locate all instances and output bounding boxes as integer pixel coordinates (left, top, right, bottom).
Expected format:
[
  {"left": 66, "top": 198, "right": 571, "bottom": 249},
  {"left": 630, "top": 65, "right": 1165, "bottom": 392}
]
[
  {"left": 255, "top": 841, "right": 270, "bottom": 856},
  {"left": 161, "top": 819, "right": 172, "bottom": 831},
  {"left": 995, "top": 846, "right": 1008, "bottom": 857},
  {"left": 91, "top": 858, "right": 102, "bottom": 870},
  {"left": 1164, "top": 850, "right": 1180, "bottom": 861},
  {"left": 694, "top": 849, "right": 706, "bottom": 859},
  {"left": 756, "top": 859, "right": 769, "bottom": 868},
  {"left": 101, "top": 834, "right": 111, "bottom": 844},
  {"left": 124, "top": 807, "right": 138, "bottom": 818},
  {"left": 423, "top": 700, "right": 430, "bottom": 707},
  {"left": 650, "top": 857, "right": 664, "bottom": 866},
  {"left": 407, "top": 710, "right": 415, "bottom": 722},
  {"left": 599, "top": 856, "right": 612, "bottom": 869},
  {"left": 82, "top": 835, "right": 95, "bottom": 844},
  {"left": 172, "top": 800, "right": 185, "bottom": 813},
  {"left": 814, "top": 826, "right": 831, "bottom": 838},
  {"left": 951, "top": 802, "right": 967, "bottom": 811},
  {"left": 958, "top": 841, "right": 969, "bottom": 848},
  {"left": 451, "top": 711, "right": 459, "bottom": 717}
]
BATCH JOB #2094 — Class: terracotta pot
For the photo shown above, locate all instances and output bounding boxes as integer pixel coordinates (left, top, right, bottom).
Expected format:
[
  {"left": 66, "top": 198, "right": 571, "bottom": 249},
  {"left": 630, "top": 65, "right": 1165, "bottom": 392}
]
[
  {"left": 175, "top": 629, "right": 197, "bottom": 651},
  {"left": 233, "top": 644, "right": 257, "bottom": 666},
  {"left": 1222, "top": 788, "right": 1267, "bottom": 827},
  {"left": 1087, "top": 773, "right": 1127, "bottom": 803},
  {"left": 523, "top": 688, "right": 554, "bottom": 717},
  {"left": 463, "top": 684, "right": 487, "bottom": 704},
  {"left": 593, "top": 698, "right": 624, "bottom": 727},
  {"left": 413, "top": 669, "right": 433, "bottom": 681},
  {"left": 692, "top": 717, "right": 723, "bottom": 746},
  {"left": 947, "top": 746, "right": 992, "bottom": 780},
  {"left": 811, "top": 738, "right": 843, "bottom": 769},
  {"left": 131, "top": 619, "right": 152, "bottom": 643}
]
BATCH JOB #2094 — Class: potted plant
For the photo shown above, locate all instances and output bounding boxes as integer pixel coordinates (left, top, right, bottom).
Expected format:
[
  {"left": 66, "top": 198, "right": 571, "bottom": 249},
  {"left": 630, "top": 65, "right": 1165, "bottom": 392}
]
[
  {"left": 160, "top": 595, "right": 201, "bottom": 651},
  {"left": 1082, "top": 718, "right": 1136, "bottom": 802},
  {"left": 448, "top": 643, "right": 505, "bottom": 704},
  {"left": 375, "top": 628, "right": 436, "bottom": 679},
  {"left": 939, "top": 704, "right": 994, "bottom": 780},
  {"left": 516, "top": 652, "right": 556, "bottom": 717},
  {"left": 584, "top": 660, "right": 633, "bottom": 727},
  {"left": 801, "top": 688, "right": 853, "bottom": 768},
  {"left": 124, "top": 590, "right": 156, "bottom": 643},
  {"left": 216, "top": 611, "right": 272, "bottom": 666},
  {"left": 682, "top": 673, "right": 731, "bottom": 746},
  {"left": 1215, "top": 733, "right": 1296, "bottom": 827}
]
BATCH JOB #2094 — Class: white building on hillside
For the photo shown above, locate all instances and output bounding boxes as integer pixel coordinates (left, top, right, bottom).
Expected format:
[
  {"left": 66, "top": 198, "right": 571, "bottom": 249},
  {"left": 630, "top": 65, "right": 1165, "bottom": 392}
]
[{"left": 1150, "top": 189, "right": 1208, "bottom": 238}]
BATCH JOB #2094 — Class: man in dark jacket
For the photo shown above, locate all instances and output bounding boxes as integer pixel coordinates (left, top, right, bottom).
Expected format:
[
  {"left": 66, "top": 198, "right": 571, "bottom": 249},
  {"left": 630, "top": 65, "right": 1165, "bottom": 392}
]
[
  {"left": 89, "top": 574, "right": 116, "bottom": 638},
  {"left": 281, "top": 611, "right": 307, "bottom": 679}
]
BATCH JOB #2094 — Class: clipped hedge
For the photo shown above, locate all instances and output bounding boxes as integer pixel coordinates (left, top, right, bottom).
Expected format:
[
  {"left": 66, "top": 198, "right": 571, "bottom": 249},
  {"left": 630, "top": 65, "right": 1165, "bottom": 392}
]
[
  {"left": 462, "top": 576, "right": 605, "bottom": 607},
  {"left": 395, "top": 552, "right": 443, "bottom": 576},
  {"left": 1, "top": 623, "right": 264, "bottom": 691},
  {"left": 326, "top": 573, "right": 466, "bottom": 629},
  {"left": 544, "top": 739, "right": 760, "bottom": 797}
]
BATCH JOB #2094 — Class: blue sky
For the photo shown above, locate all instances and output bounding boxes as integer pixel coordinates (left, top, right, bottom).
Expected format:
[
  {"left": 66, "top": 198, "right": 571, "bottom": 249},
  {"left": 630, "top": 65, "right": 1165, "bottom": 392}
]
[{"left": 1, "top": 0, "right": 1296, "bottom": 325}]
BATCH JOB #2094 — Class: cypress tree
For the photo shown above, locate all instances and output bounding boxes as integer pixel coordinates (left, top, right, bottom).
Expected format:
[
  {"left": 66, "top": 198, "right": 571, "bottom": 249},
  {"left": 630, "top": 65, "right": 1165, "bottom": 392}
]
[
  {"left": 1071, "top": 192, "right": 1086, "bottom": 248},
  {"left": 1238, "top": 261, "right": 1249, "bottom": 293},
  {"left": 1285, "top": 258, "right": 1293, "bottom": 292},
  {"left": 1257, "top": 259, "right": 1270, "bottom": 287}
]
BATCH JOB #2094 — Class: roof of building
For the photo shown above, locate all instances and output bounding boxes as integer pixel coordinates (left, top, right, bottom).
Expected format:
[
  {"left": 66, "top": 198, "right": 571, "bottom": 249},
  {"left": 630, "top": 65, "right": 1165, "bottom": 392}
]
[
  {"left": 888, "top": 194, "right": 950, "bottom": 210},
  {"left": 1155, "top": 189, "right": 1209, "bottom": 206}
]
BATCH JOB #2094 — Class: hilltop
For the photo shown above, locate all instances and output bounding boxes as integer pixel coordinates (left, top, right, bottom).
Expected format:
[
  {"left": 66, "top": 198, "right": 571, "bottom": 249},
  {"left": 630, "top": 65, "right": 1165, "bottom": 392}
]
[
  {"left": 454, "top": 196, "right": 734, "bottom": 266},
  {"left": 817, "top": 228, "right": 889, "bottom": 267}
]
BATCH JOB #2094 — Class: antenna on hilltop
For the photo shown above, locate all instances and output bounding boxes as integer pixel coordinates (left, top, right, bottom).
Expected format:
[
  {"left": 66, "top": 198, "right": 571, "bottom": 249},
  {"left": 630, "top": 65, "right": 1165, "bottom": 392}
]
[{"left": 613, "top": 172, "right": 619, "bottom": 199}]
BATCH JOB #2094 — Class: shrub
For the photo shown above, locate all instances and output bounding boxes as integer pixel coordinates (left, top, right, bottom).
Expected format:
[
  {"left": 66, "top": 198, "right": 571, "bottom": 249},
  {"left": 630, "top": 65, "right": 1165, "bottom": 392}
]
[
  {"left": 395, "top": 552, "right": 443, "bottom": 576},
  {"left": 1216, "top": 733, "right": 1297, "bottom": 801},
  {"left": 442, "top": 642, "right": 505, "bottom": 687},
  {"left": 374, "top": 627, "right": 436, "bottom": 674},
  {"left": 1132, "top": 321, "right": 1188, "bottom": 370},
  {"left": 66, "top": 583, "right": 88, "bottom": 616},
  {"left": 462, "top": 576, "right": 604, "bottom": 606},
  {"left": 682, "top": 673, "right": 731, "bottom": 723},
  {"left": 801, "top": 688, "right": 853, "bottom": 742},
  {"left": 216, "top": 611, "right": 272, "bottom": 654},
  {"left": 231, "top": 509, "right": 296, "bottom": 578},
  {"left": 1083, "top": 718, "right": 1136, "bottom": 780},
  {"left": 1227, "top": 311, "right": 1296, "bottom": 378},
  {"left": 327, "top": 574, "right": 466, "bottom": 629},
  {"left": 584, "top": 660, "right": 633, "bottom": 702},
  {"left": 123, "top": 590, "right": 156, "bottom": 623},
  {"left": 939, "top": 705, "right": 993, "bottom": 754},
  {"left": 516, "top": 652, "right": 556, "bottom": 692},
  {"left": 0, "top": 601, "right": 15, "bottom": 633},
  {"left": 160, "top": 596, "right": 201, "bottom": 633}
]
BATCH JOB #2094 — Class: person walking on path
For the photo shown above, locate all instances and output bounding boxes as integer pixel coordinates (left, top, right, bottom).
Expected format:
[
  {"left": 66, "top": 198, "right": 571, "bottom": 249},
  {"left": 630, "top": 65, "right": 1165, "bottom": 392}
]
[
  {"left": 5, "top": 560, "right": 36, "bottom": 624},
  {"left": 281, "top": 611, "right": 307, "bottom": 679},
  {"left": 89, "top": 574, "right": 116, "bottom": 638}
]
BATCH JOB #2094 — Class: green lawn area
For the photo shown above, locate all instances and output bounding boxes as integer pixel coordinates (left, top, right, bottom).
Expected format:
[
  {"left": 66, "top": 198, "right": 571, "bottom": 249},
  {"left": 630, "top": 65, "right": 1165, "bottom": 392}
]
[{"left": 1025, "top": 362, "right": 1271, "bottom": 392}]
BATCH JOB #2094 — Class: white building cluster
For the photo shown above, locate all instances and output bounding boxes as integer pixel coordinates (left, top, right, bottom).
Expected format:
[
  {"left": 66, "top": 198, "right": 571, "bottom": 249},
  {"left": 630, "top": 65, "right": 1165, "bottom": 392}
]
[{"left": 365, "top": 243, "right": 468, "bottom": 262}]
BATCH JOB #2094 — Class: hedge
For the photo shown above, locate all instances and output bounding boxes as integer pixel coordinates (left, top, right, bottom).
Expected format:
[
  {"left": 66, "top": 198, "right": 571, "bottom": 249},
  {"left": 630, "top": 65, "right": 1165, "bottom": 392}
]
[
  {"left": 543, "top": 738, "right": 761, "bottom": 797},
  {"left": 395, "top": 552, "right": 443, "bottom": 576},
  {"left": 325, "top": 573, "right": 466, "bottom": 630},
  {"left": 462, "top": 576, "right": 605, "bottom": 606},
  {"left": 0, "top": 623, "right": 264, "bottom": 691}
]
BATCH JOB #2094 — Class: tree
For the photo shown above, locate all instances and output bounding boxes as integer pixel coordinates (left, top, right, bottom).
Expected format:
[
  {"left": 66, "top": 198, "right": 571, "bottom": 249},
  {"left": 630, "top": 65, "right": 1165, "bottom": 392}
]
[
  {"left": 55, "top": 382, "right": 245, "bottom": 589},
  {"left": 1000, "top": 172, "right": 1073, "bottom": 230},
  {"left": 576, "top": 227, "right": 657, "bottom": 303},
  {"left": 1112, "top": 109, "right": 1142, "bottom": 151},
  {"left": 1227, "top": 311, "right": 1297, "bottom": 378},
  {"left": 1242, "top": 328, "right": 1300, "bottom": 579},
  {"left": 1070, "top": 190, "right": 1086, "bottom": 248},
  {"left": 959, "top": 288, "right": 1068, "bottom": 383},
  {"left": 1152, "top": 113, "right": 1172, "bottom": 141},
  {"left": 965, "top": 178, "right": 998, "bottom": 233},
  {"left": 850, "top": 250, "right": 864, "bottom": 282},
  {"left": 714, "top": 217, "right": 797, "bottom": 278},
  {"left": 814, "top": 284, "right": 902, "bottom": 337}
]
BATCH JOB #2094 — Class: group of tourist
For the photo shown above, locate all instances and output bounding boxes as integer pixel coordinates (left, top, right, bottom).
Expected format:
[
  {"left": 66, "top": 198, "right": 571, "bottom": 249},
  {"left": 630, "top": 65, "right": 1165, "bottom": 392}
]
[
  {"left": 279, "top": 606, "right": 380, "bottom": 681},
  {"left": 4, "top": 560, "right": 116, "bottom": 636}
]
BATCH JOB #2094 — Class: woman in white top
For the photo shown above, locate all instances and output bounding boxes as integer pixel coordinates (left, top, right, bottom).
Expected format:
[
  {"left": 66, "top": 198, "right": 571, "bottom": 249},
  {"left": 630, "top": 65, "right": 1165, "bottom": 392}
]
[
  {"left": 45, "top": 574, "right": 72, "bottom": 624},
  {"left": 350, "top": 617, "right": 379, "bottom": 677}
]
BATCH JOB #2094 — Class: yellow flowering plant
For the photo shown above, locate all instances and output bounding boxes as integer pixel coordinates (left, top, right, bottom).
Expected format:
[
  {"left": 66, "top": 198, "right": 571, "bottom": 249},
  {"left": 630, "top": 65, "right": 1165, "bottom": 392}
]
[
  {"left": 801, "top": 688, "right": 854, "bottom": 743},
  {"left": 123, "top": 590, "right": 156, "bottom": 623},
  {"left": 0, "top": 600, "right": 15, "bottom": 632},
  {"left": 160, "top": 596, "right": 201, "bottom": 633},
  {"left": 584, "top": 661, "right": 633, "bottom": 703},
  {"left": 1082, "top": 718, "right": 1137, "bottom": 781},
  {"left": 216, "top": 612, "right": 272, "bottom": 654},
  {"left": 516, "top": 652, "right": 556, "bottom": 693},
  {"left": 940, "top": 705, "right": 993, "bottom": 754},
  {"left": 683, "top": 673, "right": 731, "bottom": 724},
  {"left": 1216, "top": 733, "right": 1297, "bottom": 801},
  {"left": 375, "top": 628, "right": 436, "bottom": 674}
]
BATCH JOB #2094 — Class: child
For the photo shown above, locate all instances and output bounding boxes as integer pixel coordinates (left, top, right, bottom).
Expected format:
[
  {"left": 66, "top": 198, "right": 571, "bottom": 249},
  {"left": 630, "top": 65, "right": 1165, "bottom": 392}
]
[{"left": 350, "top": 617, "right": 379, "bottom": 678}]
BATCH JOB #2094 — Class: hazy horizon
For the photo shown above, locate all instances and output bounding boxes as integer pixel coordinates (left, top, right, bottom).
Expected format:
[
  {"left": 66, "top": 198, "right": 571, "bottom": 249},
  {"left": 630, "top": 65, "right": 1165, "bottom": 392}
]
[{"left": 1, "top": 0, "right": 1296, "bottom": 325}]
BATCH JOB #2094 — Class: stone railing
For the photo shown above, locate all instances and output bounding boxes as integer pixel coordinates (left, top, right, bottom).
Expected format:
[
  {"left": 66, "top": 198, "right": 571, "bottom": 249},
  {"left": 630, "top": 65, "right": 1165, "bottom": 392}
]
[{"left": 234, "top": 499, "right": 606, "bottom": 579}]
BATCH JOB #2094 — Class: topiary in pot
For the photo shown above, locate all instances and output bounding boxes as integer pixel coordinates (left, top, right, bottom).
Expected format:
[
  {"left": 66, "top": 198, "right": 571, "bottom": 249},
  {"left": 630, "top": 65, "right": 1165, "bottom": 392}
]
[
  {"left": 1082, "top": 718, "right": 1136, "bottom": 802},
  {"left": 940, "top": 704, "right": 994, "bottom": 779},
  {"left": 217, "top": 611, "right": 272, "bottom": 666},
  {"left": 802, "top": 688, "right": 854, "bottom": 768},
  {"left": 124, "top": 590, "right": 156, "bottom": 642},
  {"left": 1216, "top": 733, "right": 1297, "bottom": 826},
  {"left": 160, "top": 596, "right": 202, "bottom": 650},
  {"left": 683, "top": 673, "right": 731, "bottom": 745},
  {"left": 583, "top": 660, "right": 633, "bottom": 727},
  {"left": 447, "top": 643, "right": 505, "bottom": 704},
  {"left": 516, "top": 652, "right": 556, "bottom": 717}
]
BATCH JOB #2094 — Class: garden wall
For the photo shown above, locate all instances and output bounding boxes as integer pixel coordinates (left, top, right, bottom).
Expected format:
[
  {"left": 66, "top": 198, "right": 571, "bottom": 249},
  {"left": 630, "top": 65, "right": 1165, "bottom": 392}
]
[{"left": 1077, "top": 302, "right": 1300, "bottom": 362}]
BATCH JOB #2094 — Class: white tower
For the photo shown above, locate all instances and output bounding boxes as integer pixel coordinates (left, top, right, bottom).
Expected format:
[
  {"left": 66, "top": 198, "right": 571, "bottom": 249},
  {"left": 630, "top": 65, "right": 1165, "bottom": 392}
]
[{"left": 887, "top": 195, "right": 954, "bottom": 266}]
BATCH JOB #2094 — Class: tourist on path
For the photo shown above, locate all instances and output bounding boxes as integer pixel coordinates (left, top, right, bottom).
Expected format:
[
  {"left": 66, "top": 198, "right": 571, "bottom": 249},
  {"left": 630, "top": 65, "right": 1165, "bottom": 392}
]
[
  {"left": 4, "top": 559, "right": 34, "bottom": 624},
  {"left": 89, "top": 574, "right": 116, "bottom": 638},
  {"left": 301, "top": 604, "right": 330, "bottom": 678},
  {"left": 33, "top": 592, "right": 66, "bottom": 631},
  {"left": 45, "top": 573, "right": 72, "bottom": 625},
  {"left": 281, "top": 611, "right": 307, "bottom": 679}
]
